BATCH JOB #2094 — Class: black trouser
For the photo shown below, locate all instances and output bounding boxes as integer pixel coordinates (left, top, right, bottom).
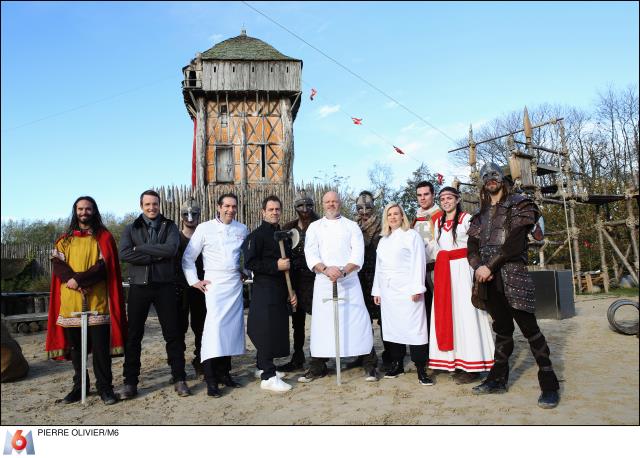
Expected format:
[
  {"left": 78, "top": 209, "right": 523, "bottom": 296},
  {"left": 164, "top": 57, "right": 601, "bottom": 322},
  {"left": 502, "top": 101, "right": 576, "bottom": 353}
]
[
  {"left": 388, "top": 341, "right": 428, "bottom": 368},
  {"left": 123, "top": 283, "right": 186, "bottom": 386},
  {"left": 178, "top": 286, "right": 207, "bottom": 363},
  {"left": 256, "top": 350, "right": 276, "bottom": 380},
  {"left": 203, "top": 356, "right": 232, "bottom": 384},
  {"left": 291, "top": 305, "right": 306, "bottom": 355},
  {"left": 64, "top": 324, "right": 112, "bottom": 393},
  {"left": 485, "top": 281, "right": 560, "bottom": 392}
]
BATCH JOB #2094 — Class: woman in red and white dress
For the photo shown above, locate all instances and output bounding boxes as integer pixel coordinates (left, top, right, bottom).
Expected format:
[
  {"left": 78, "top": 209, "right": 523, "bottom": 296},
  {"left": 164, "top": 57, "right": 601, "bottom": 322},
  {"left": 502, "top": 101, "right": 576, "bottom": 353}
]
[{"left": 426, "top": 187, "right": 494, "bottom": 384}]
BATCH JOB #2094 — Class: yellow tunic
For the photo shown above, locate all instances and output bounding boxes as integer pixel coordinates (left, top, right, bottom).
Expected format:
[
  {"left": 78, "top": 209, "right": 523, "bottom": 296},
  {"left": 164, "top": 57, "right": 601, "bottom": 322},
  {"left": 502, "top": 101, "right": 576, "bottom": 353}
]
[{"left": 54, "top": 235, "right": 110, "bottom": 327}]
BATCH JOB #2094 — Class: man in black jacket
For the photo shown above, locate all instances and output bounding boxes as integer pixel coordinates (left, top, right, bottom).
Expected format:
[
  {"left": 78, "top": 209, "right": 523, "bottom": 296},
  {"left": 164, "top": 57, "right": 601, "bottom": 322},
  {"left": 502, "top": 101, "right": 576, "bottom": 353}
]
[
  {"left": 118, "top": 189, "right": 191, "bottom": 399},
  {"left": 243, "top": 195, "right": 298, "bottom": 392}
]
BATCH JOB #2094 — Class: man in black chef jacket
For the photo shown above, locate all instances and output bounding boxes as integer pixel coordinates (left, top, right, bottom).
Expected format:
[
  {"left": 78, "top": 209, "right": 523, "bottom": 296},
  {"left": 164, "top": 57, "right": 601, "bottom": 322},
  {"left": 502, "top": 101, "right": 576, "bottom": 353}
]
[{"left": 242, "top": 195, "right": 298, "bottom": 392}]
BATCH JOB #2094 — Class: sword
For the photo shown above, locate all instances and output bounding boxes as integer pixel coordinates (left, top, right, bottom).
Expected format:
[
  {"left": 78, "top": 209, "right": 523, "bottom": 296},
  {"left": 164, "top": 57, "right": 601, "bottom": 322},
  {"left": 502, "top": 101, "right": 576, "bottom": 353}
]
[
  {"left": 71, "top": 291, "right": 97, "bottom": 404},
  {"left": 322, "top": 281, "right": 345, "bottom": 385}
]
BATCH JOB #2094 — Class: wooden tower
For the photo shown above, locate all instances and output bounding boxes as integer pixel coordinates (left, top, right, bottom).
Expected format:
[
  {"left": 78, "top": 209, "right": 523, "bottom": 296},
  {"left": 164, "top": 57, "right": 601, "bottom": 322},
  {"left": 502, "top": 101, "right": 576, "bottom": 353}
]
[{"left": 182, "top": 29, "right": 302, "bottom": 194}]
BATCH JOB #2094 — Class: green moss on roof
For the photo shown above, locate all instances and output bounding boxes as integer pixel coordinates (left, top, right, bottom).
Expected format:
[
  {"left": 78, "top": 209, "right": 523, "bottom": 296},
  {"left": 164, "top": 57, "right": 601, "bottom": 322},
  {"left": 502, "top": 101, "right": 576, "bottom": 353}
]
[{"left": 201, "top": 33, "right": 301, "bottom": 61}]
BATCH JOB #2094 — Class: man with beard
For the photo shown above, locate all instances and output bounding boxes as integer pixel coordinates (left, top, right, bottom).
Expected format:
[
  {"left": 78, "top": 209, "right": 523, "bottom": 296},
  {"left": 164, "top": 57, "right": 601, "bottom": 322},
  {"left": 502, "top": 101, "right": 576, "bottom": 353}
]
[
  {"left": 347, "top": 191, "right": 382, "bottom": 375},
  {"left": 175, "top": 198, "right": 206, "bottom": 377},
  {"left": 182, "top": 194, "right": 249, "bottom": 398},
  {"left": 467, "top": 163, "right": 560, "bottom": 409},
  {"left": 46, "top": 196, "right": 126, "bottom": 405},
  {"left": 298, "top": 191, "right": 376, "bottom": 383},
  {"left": 410, "top": 181, "right": 441, "bottom": 386},
  {"left": 276, "top": 190, "right": 319, "bottom": 372},
  {"left": 119, "top": 190, "right": 191, "bottom": 399},
  {"left": 243, "top": 195, "right": 298, "bottom": 392}
]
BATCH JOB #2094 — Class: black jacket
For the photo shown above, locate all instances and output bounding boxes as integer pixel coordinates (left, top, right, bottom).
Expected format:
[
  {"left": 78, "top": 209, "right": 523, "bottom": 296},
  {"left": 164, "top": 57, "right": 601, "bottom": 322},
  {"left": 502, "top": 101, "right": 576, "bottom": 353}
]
[
  {"left": 242, "top": 221, "right": 291, "bottom": 358},
  {"left": 119, "top": 214, "right": 180, "bottom": 285}
]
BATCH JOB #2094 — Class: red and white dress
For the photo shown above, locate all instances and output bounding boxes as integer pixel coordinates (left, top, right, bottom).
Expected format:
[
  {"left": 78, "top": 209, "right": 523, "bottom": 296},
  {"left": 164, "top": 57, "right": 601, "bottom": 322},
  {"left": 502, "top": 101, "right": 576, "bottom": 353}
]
[{"left": 426, "top": 212, "right": 494, "bottom": 373}]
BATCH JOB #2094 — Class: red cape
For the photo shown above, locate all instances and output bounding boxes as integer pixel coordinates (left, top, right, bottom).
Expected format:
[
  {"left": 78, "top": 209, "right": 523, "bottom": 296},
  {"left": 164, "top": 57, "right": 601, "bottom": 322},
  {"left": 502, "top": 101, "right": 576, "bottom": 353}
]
[{"left": 45, "top": 229, "right": 127, "bottom": 360}]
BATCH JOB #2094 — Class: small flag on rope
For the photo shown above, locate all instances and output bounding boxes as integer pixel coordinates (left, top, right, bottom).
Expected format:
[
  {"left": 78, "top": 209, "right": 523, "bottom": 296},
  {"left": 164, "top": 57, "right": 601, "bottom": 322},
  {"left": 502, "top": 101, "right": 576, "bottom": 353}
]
[
  {"left": 351, "top": 117, "right": 362, "bottom": 125},
  {"left": 310, "top": 88, "right": 317, "bottom": 100},
  {"left": 393, "top": 145, "right": 405, "bottom": 155},
  {"left": 437, "top": 173, "right": 444, "bottom": 185}
]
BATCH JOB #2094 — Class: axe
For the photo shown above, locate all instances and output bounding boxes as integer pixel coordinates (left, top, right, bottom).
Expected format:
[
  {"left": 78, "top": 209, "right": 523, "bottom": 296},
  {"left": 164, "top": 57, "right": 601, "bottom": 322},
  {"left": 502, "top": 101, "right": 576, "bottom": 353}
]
[{"left": 273, "top": 228, "right": 300, "bottom": 311}]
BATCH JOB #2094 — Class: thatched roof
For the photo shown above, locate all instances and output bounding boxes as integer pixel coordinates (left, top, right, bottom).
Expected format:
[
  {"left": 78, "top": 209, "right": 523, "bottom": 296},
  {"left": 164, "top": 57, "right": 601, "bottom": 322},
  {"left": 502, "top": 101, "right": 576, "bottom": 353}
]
[{"left": 201, "top": 31, "right": 301, "bottom": 62}]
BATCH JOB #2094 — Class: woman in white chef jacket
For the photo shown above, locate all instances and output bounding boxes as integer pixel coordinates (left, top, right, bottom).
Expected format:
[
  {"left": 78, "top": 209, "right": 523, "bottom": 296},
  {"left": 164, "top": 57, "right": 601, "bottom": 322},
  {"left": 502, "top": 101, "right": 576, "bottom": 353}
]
[{"left": 372, "top": 202, "right": 432, "bottom": 385}]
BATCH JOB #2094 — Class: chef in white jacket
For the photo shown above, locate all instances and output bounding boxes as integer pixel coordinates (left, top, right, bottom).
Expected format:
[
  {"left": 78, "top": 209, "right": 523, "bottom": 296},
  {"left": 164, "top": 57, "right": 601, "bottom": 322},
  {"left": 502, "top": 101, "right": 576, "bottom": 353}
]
[
  {"left": 182, "top": 193, "right": 249, "bottom": 398},
  {"left": 299, "top": 191, "right": 376, "bottom": 383},
  {"left": 372, "top": 202, "right": 432, "bottom": 386}
]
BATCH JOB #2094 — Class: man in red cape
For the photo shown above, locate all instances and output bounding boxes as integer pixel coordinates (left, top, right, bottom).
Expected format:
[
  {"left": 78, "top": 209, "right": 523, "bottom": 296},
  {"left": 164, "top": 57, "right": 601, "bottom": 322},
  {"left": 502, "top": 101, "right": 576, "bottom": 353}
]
[{"left": 45, "top": 196, "right": 127, "bottom": 405}]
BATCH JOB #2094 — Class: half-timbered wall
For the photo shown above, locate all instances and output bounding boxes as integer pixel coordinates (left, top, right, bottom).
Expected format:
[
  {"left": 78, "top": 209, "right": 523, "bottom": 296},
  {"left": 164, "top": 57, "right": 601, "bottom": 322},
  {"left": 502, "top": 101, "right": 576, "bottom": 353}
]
[{"left": 204, "top": 94, "right": 293, "bottom": 185}]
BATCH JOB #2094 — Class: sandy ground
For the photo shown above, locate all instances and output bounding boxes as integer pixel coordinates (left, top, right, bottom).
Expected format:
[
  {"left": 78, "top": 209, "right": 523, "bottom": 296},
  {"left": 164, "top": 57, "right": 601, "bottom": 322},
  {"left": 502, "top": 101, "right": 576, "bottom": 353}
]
[{"left": 1, "top": 293, "right": 638, "bottom": 426}]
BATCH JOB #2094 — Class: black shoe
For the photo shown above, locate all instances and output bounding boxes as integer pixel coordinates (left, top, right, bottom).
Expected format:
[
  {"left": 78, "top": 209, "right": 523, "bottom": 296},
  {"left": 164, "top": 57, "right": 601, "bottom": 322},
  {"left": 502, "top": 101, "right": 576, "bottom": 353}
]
[
  {"left": 297, "top": 369, "right": 327, "bottom": 383},
  {"left": 119, "top": 384, "right": 138, "bottom": 400},
  {"left": 384, "top": 361, "right": 405, "bottom": 378},
  {"left": 417, "top": 366, "right": 434, "bottom": 386},
  {"left": 345, "top": 356, "right": 364, "bottom": 369},
  {"left": 206, "top": 382, "right": 222, "bottom": 398},
  {"left": 276, "top": 353, "right": 305, "bottom": 372},
  {"left": 472, "top": 379, "right": 507, "bottom": 395},
  {"left": 99, "top": 389, "right": 119, "bottom": 406},
  {"left": 220, "top": 374, "right": 241, "bottom": 388},
  {"left": 454, "top": 371, "right": 481, "bottom": 385},
  {"left": 62, "top": 387, "right": 82, "bottom": 404},
  {"left": 538, "top": 390, "right": 560, "bottom": 409},
  {"left": 174, "top": 381, "right": 192, "bottom": 397}
]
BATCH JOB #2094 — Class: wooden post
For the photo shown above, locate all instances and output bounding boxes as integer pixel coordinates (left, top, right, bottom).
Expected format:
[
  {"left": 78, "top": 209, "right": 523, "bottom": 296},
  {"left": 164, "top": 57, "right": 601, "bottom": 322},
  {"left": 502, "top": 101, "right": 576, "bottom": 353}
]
[
  {"left": 625, "top": 189, "right": 639, "bottom": 271},
  {"left": 595, "top": 212, "right": 610, "bottom": 293},
  {"left": 600, "top": 224, "right": 639, "bottom": 285}
]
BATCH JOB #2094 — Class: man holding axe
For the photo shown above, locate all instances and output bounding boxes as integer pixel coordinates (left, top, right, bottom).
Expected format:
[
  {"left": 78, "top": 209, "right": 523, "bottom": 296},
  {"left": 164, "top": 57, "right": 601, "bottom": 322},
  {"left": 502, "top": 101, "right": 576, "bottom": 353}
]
[
  {"left": 242, "top": 195, "right": 298, "bottom": 392},
  {"left": 299, "top": 191, "right": 375, "bottom": 384}
]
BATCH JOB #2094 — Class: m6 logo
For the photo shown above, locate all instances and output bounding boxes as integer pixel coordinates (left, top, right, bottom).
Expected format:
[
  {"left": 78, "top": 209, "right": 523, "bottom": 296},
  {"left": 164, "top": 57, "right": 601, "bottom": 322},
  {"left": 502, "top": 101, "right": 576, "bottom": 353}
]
[{"left": 3, "top": 431, "right": 35, "bottom": 455}]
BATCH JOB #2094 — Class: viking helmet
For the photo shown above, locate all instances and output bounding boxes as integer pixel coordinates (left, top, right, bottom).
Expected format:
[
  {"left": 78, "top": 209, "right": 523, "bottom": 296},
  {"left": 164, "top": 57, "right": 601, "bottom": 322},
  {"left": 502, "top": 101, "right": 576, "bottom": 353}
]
[
  {"left": 180, "top": 197, "right": 201, "bottom": 223},
  {"left": 356, "top": 191, "right": 375, "bottom": 209},
  {"left": 294, "top": 189, "right": 314, "bottom": 208},
  {"left": 480, "top": 162, "right": 505, "bottom": 185}
]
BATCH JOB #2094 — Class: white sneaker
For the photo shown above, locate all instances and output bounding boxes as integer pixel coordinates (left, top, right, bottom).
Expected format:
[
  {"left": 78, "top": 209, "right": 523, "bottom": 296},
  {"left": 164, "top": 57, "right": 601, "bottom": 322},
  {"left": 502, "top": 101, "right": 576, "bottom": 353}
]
[
  {"left": 255, "top": 369, "right": 286, "bottom": 379},
  {"left": 260, "top": 376, "right": 292, "bottom": 392}
]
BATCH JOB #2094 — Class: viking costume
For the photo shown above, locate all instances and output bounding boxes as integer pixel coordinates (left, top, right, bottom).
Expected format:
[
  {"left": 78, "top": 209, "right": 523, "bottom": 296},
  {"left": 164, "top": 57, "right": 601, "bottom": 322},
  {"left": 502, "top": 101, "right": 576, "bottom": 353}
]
[
  {"left": 243, "top": 220, "right": 292, "bottom": 386},
  {"left": 175, "top": 199, "right": 206, "bottom": 375},
  {"left": 468, "top": 163, "right": 560, "bottom": 408},
  {"left": 182, "top": 217, "right": 249, "bottom": 393},
  {"left": 45, "top": 228, "right": 126, "bottom": 401},
  {"left": 279, "top": 190, "right": 320, "bottom": 370}
]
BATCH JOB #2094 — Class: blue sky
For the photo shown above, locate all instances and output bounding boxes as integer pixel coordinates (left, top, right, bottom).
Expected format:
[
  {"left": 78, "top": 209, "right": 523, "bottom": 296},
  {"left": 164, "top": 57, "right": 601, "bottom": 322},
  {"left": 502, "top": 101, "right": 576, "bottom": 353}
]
[{"left": 2, "top": 1, "right": 638, "bottom": 221}]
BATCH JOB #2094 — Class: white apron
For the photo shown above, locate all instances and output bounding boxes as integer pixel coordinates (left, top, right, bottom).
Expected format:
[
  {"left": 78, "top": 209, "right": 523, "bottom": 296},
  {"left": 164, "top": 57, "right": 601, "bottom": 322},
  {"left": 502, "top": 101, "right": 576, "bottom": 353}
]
[
  {"left": 201, "top": 270, "right": 245, "bottom": 360},
  {"left": 305, "top": 216, "right": 373, "bottom": 357},
  {"left": 310, "top": 273, "right": 373, "bottom": 357},
  {"left": 182, "top": 218, "right": 249, "bottom": 361},
  {"left": 373, "top": 228, "right": 428, "bottom": 345}
]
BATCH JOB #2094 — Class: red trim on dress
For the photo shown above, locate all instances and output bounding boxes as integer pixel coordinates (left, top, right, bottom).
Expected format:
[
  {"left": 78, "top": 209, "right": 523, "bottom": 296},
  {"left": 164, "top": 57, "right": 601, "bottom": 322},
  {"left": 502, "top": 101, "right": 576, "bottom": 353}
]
[{"left": 433, "top": 248, "right": 468, "bottom": 352}]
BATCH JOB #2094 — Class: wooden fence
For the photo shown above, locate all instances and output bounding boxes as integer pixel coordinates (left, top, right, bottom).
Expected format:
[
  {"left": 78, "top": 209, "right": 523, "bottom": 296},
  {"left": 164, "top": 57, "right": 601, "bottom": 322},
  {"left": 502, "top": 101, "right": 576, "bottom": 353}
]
[
  {"left": 156, "top": 182, "right": 345, "bottom": 230},
  {"left": 1, "top": 242, "right": 54, "bottom": 278}
]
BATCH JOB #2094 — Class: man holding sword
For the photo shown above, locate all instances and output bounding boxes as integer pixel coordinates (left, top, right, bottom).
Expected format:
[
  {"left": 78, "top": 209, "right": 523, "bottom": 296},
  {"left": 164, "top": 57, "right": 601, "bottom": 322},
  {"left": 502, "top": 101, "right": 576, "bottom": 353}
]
[
  {"left": 300, "top": 191, "right": 375, "bottom": 384},
  {"left": 46, "top": 196, "right": 126, "bottom": 405}
]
